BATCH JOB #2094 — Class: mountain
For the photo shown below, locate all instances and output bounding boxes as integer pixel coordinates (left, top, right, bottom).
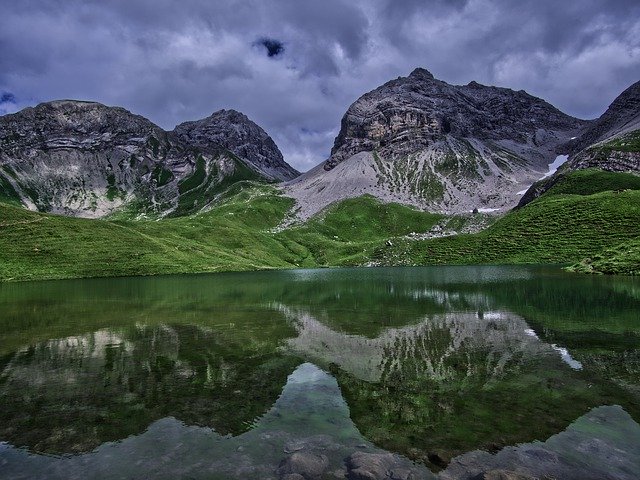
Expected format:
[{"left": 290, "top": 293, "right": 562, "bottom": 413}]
[
  {"left": 284, "top": 68, "right": 588, "bottom": 219},
  {"left": 0, "top": 101, "right": 298, "bottom": 218},
  {"left": 174, "top": 109, "right": 299, "bottom": 182},
  {"left": 518, "top": 80, "right": 640, "bottom": 207}
]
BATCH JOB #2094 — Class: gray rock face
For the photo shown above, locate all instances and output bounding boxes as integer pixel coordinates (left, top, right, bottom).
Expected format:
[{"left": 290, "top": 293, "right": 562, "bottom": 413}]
[
  {"left": 0, "top": 101, "right": 297, "bottom": 217},
  {"left": 284, "top": 68, "right": 588, "bottom": 218},
  {"left": 518, "top": 80, "right": 640, "bottom": 207},
  {"left": 327, "top": 68, "right": 583, "bottom": 169},
  {"left": 174, "top": 109, "right": 298, "bottom": 181},
  {"left": 565, "top": 80, "right": 640, "bottom": 156}
]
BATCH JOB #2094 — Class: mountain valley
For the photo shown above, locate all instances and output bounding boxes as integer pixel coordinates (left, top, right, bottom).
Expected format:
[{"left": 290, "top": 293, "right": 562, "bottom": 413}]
[{"left": 0, "top": 70, "right": 639, "bottom": 280}]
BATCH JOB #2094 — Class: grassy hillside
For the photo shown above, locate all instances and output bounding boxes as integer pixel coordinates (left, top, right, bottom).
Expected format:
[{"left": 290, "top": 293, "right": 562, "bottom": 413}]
[
  {"left": 568, "top": 238, "right": 640, "bottom": 275},
  {"left": 0, "top": 185, "right": 298, "bottom": 281},
  {"left": 378, "top": 189, "right": 640, "bottom": 266},
  {"left": 0, "top": 169, "right": 639, "bottom": 281}
]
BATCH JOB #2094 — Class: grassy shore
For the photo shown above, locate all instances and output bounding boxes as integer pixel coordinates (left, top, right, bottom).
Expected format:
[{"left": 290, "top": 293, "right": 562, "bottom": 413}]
[{"left": 0, "top": 169, "right": 638, "bottom": 281}]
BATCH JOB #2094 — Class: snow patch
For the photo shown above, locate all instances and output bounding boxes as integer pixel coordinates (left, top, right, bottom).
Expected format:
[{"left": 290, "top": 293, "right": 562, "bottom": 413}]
[
  {"left": 540, "top": 154, "right": 568, "bottom": 180},
  {"left": 552, "top": 344, "right": 583, "bottom": 370},
  {"left": 516, "top": 154, "right": 569, "bottom": 195}
]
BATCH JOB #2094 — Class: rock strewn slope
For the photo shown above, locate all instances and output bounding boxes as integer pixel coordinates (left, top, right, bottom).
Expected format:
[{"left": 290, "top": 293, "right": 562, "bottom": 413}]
[
  {"left": 284, "top": 68, "right": 588, "bottom": 218},
  {"left": 518, "top": 81, "right": 640, "bottom": 207},
  {"left": 0, "top": 101, "right": 297, "bottom": 218}
]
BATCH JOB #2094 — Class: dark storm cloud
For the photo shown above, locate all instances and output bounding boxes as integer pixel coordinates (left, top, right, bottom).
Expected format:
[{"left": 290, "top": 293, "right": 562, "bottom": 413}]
[
  {"left": 0, "top": 0, "right": 638, "bottom": 171},
  {"left": 1, "top": 92, "right": 16, "bottom": 104},
  {"left": 256, "top": 38, "right": 285, "bottom": 57}
]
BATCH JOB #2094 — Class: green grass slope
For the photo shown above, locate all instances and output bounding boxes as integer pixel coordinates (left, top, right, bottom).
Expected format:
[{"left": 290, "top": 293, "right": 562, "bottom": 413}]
[
  {"left": 1, "top": 169, "right": 639, "bottom": 281},
  {"left": 568, "top": 237, "right": 640, "bottom": 275},
  {"left": 379, "top": 189, "right": 640, "bottom": 266},
  {"left": 0, "top": 185, "right": 299, "bottom": 281}
]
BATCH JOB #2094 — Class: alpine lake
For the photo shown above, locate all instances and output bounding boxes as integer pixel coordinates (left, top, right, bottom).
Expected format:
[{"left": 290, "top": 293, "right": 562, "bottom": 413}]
[{"left": 0, "top": 266, "right": 639, "bottom": 480}]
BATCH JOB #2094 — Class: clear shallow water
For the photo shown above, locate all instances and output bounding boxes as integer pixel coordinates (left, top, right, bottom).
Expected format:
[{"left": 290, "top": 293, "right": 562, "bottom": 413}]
[{"left": 0, "top": 266, "right": 639, "bottom": 479}]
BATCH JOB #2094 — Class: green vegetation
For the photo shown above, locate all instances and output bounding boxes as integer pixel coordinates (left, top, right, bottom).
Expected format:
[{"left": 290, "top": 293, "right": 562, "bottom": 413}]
[
  {"left": 569, "top": 237, "right": 640, "bottom": 275},
  {"left": 172, "top": 153, "right": 263, "bottom": 217},
  {"left": 147, "top": 135, "right": 160, "bottom": 156},
  {"left": 546, "top": 169, "right": 640, "bottom": 197},
  {"left": 594, "top": 129, "right": 640, "bottom": 153},
  {"left": 381, "top": 189, "right": 640, "bottom": 266},
  {"left": 151, "top": 165, "right": 174, "bottom": 187},
  {"left": 0, "top": 172, "right": 22, "bottom": 206},
  {"left": 105, "top": 172, "right": 122, "bottom": 201},
  {"left": 0, "top": 169, "right": 638, "bottom": 282},
  {"left": 178, "top": 154, "right": 207, "bottom": 194},
  {"left": 278, "top": 195, "right": 444, "bottom": 266}
]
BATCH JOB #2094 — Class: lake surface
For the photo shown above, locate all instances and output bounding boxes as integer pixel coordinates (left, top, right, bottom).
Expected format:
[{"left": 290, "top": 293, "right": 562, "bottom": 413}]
[{"left": 0, "top": 266, "right": 639, "bottom": 479}]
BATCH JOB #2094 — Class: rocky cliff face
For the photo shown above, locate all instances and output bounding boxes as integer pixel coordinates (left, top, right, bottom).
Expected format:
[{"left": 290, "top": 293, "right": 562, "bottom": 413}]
[
  {"left": 174, "top": 109, "right": 298, "bottom": 182},
  {"left": 518, "top": 81, "right": 640, "bottom": 207},
  {"left": 566, "top": 80, "right": 640, "bottom": 156},
  {"left": 0, "top": 101, "right": 297, "bottom": 218},
  {"left": 284, "top": 68, "right": 588, "bottom": 218}
]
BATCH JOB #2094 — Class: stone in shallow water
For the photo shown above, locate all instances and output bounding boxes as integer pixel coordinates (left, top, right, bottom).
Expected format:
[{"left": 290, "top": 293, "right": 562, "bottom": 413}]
[
  {"left": 346, "top": 451, "right": 424, "bottom": 480},
  {"left": 280, "top": 474, "right": 306, "bottom": 480},
  {"left": 472, "top": 470, "right": 536, "bottom": 480},
  {"left": 440, "top": 405, "right": 640, "bottom": 480},
  {"left": 276, "top": 451, "right": 329, "bottom": 479}
]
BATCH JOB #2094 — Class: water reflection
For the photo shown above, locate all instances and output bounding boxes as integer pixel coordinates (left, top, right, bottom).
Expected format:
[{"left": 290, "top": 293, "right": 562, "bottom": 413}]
[{"left": 0, "top": 266, "right": 638, "bottom": 478}]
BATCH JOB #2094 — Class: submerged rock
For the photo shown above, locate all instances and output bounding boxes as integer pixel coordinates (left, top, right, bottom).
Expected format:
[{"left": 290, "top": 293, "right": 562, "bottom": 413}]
[{"left": 276, "top": 452, "right": 330, "bottom": 479}]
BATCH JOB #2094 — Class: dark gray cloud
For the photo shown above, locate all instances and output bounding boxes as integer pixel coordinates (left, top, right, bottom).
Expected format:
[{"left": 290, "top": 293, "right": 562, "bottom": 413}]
[
  {"left": 257, "top": 38, "right": 285, "bottom": 57},
  {"left": 0, "top": 0, "right": 638, "bottom": 171}
]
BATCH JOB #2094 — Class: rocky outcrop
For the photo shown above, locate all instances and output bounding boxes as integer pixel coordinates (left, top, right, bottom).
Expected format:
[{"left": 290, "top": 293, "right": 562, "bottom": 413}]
[
  {"left": 284, "top": 68, "right": 588, "bottom": 218},
  {"left": 174, "top": 109, "right": 299, "bottom": 181},
  {"left": 0, "top": 101, "right": 297, "bottom": 218},
  {"left": 518, "top": 81, "right": 640, "bottom": 207},
  {"left": 565, "top": 80, "right": 640, "bottom": 156}
]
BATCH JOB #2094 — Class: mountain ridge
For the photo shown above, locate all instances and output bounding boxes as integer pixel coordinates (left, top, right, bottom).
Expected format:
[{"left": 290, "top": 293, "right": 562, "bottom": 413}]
[
  {"left": 284, "top": 68, "right": 589, "bottom": 219},
  {"left": 518, "top": 80, "right": 640, "bottom": 207},
  {"left": 0, "top": 100, "right": 297, "bottom": 218}
]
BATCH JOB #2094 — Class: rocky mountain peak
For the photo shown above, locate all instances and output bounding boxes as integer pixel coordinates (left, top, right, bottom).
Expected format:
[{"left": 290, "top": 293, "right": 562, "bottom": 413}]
[
  {"left": 408, "top": 67, "right": 435, "bottom": 80},
  {"left": 285, "top": 69, "right": 588, "bottom": 219},
  {"left": 565, "top": 80, "right": 640, "bottom": 155},
  {"left": 325, "top": 68, "right": 586, "bottom": 170},
  {"left": 0, "top": 100, "right": 165, "bottom": 155},
  {"left": 173, "top": 110, "right": 298, "bottom": 181},
  {"left": 0, "top": 100, "right": 299, "bottom": 217}
]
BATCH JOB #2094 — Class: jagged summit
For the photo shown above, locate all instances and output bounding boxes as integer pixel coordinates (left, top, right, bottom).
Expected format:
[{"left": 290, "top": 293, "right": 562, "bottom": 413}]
[
  {"left": 408, "top": 67, "right": 435, "bottom": 80},
  {"left": 174, "top": 109, "right": 298, "bottom": 181},
  {"left": 284, "top": 68, "right": 588, "bottom": 219},
  {"left": 0, "top": 100, "right": 298, "bottom": 218}
]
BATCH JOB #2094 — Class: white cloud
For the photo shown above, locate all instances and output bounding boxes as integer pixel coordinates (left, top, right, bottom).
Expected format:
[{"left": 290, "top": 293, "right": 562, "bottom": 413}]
[{"left": 0, "top": 0, "right": 639, "bottom": 171}]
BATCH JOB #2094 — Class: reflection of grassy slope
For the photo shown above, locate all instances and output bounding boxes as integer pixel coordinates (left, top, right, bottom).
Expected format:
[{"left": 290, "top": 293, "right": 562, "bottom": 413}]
[
  {"left": 0, "top": 323, "right": 301, "bottom": 454},
  {"left": 334, "top": 339, "right": 639, "bottom": 471},
  {"left": 1, "top": 267, "right": 638, "bottom": 464}
]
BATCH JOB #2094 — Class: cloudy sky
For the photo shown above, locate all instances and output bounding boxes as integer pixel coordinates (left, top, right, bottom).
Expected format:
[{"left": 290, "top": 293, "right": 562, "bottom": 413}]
[{"left": 1, "top": 0, "right": 639, "bottom": 171}]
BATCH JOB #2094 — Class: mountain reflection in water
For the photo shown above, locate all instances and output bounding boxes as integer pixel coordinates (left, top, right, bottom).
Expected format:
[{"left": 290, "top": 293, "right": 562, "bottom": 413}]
[{"left": 0, "top": 266, "right": 639, "bottom": 479}]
